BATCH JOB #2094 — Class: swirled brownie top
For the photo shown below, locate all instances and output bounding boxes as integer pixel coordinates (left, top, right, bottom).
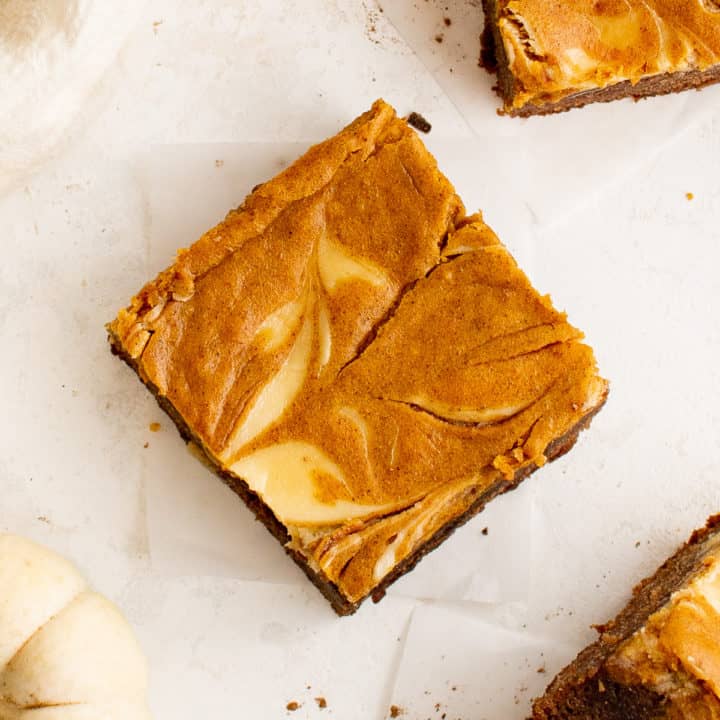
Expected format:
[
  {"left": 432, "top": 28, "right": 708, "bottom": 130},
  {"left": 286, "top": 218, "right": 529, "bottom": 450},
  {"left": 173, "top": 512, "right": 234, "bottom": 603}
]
[
  {"left": 109, "top": 100, "right": 607, "bottom": 610},
  {"left": 484, "top": 0, "right": 720, "bottom": 115}
]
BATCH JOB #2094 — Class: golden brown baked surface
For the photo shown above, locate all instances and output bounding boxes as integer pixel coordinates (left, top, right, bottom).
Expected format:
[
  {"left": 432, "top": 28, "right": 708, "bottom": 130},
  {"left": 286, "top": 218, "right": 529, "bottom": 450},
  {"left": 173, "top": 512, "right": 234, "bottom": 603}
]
[
  {"left": 109, "top": 99, "right": 606, "bottom": 605},
  {"left": 491, "top": 0, "right": 720, "bottom": 112}
]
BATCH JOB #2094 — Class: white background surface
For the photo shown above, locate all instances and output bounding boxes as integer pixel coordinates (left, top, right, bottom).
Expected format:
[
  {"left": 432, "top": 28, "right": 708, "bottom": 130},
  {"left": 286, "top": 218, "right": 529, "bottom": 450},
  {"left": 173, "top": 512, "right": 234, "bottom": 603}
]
[{"left": 2, "top": 2, "right": 720, "bottom": 719}]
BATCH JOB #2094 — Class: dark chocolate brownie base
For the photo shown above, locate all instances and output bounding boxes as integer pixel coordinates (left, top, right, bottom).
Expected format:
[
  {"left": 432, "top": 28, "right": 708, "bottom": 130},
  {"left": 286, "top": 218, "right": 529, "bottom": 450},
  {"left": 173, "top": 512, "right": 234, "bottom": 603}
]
[
  {"left": 481, "top": 0, "right": 720, "bottom": 118},
  {"left": 481, "top": 0, "right": 515, "bottom": 107},
  {"left": 532, "top": 515, "right": 720, "bottom": 719},
  {"left": 109, "top": 331, "right": 606, "bottom": 616}
]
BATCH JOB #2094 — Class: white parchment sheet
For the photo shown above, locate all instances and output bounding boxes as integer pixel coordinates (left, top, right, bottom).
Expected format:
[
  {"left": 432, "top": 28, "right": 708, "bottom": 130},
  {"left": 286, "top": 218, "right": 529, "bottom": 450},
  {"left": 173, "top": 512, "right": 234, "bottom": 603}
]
[{"left": 385, "top": 602, "right": 576, "bottom": 720}]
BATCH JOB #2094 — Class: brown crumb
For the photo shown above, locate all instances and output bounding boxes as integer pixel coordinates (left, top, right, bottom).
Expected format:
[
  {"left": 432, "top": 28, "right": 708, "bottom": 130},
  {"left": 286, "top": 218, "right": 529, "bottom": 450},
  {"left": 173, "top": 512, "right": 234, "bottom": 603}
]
[
  {"left": 143, "top": 442, "right": 149, "bottom": 449},
  {"left": 315, "top": 697, "right": 327, "bottom": 709},
  {"left": 286, "top": 701, "right": 300, "bottom": 712},
  {"left": 443, "top": 17, "right": 452, "bottom": 26},
  {"left": 149, "top": 422, "right": 161, "bottom": 432},
  {"left": 686, "top": 192, "right": 694, "bottom": 201},
  {"left": 434, "top": 33, "right": 444, "bottom": 43},
  {"left": 407, "top": 112, "right": 432, "bottom": 134},
  {"left": 635, "top": 541, "right": 641, "bottom": 548},
  {"left": 482, "top": 527, "right": 489, "bottom": 536},
  {"left": 215, "top": 159, "right": 224, "bottom": 168},
  {"left": 390, "top": 705, "right": 403, "bottom": 718},
  {"left": 37, "top": 516, "right": 49, "bottom": 524},
  {"left": 152, "top": 20, "right": 163, "bottom": 34},
  {"left": 537, "top": 666, "right": 546, "bottom": 674}
]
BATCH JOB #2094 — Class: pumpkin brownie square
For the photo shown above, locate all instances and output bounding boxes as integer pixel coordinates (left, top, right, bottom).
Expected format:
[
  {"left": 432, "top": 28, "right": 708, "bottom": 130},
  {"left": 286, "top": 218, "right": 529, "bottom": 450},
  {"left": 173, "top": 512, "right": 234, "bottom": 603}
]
[
  {"left": 482, "top": 1, "right": 720, "bottom": 117},
  {"left": 108, "top": 100, "right": 607, "bottom": 615},
  {"left": 533, "top": 515, "right": 720, "bottom": 719}
]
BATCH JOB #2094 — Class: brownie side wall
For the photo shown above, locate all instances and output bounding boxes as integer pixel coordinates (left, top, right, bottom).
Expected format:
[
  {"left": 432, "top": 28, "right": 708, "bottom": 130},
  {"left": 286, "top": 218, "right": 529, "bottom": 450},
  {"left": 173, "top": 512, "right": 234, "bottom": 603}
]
[
  {"left": 531, "top": 515, "right": 720, "bottom": 719},
  {"left": 533, "top": 672, "right": 668, "bottom": 720},
  {"left": 109, "top": 331, "right": 606, "bottom": 616},
  {"left": 509, "top": 65, "right": 720, "bottom": 118},
  {"left": 481, "top": 0, "right": 517, "bottom": 106}
]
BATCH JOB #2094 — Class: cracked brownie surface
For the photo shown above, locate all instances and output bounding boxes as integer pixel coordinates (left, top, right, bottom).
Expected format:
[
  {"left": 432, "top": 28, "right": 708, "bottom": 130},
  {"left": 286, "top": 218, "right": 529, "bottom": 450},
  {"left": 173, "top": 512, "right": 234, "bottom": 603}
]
[{"left": 108, "top": 99, "right": 607, "bottom": 613}]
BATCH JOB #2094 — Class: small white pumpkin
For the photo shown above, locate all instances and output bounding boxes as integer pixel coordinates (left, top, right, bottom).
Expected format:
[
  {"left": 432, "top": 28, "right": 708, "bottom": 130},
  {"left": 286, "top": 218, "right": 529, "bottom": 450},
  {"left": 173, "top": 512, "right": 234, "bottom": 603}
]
[{"left": 0, "top": 535, "right": 151, "bottom": 719}]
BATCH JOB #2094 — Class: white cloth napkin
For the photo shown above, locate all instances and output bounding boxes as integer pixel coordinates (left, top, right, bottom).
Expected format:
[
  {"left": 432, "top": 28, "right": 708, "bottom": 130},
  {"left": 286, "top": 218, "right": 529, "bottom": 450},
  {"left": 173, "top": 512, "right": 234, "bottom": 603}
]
[{"left": 0, "top": 0, "right": 141, "bottom": 195}]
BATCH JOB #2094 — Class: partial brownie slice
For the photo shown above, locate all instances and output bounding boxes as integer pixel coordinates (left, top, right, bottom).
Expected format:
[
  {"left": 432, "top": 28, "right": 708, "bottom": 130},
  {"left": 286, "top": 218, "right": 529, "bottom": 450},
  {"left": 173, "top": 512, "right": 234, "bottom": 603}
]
[
  {"left": 481, "top": 0, "right": 720, "bottom": 117},
  {"left": 108, "top": 99, "right": 607, "bottom": 615},
  {"left": 533, "top": 515, "right": 720, "bottom": 719}
]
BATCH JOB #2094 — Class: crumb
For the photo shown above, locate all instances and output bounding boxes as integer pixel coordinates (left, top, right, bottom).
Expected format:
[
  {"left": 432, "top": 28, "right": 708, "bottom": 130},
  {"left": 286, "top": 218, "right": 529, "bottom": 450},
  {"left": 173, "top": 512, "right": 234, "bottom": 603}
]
[
  {"left": 435, "top": 34, "right": 444, "bottom": 43},
  {"left": 149, "top": 422, "right": 161, "bottom": 432},
  {"left": 363, "top": 1, "right": 383, "bottom": 45},
  {"left": 143, "top": 442, "right": 149, "bottom": 449},
  {"left": 482, "top": 527, "right": 489, "bottom": 536},
  {"left": 315, "top": 697, "right": 327, "bottom": 709},
  {"left": 407, "top": 112, "right": 432, "bottom": 134},
  {"left": 435, "top": 703, "right": 441, "bottom": 711},
  {"left": 37, "top": 516, "right": 49, "bottom": 524},
  {"left": 215, "top": 159, "right": 224, "bottom": 168},
  {"left": 444, "top": 17, "right": 452, "bottom": 26},
  {"left": 686, "top": 192, "right": 694, "bottom": 201},
  {"left": 537, "top": 666, "right": 546, "bottom": 674},
  {"left": 390, "top": 705, "right": 403, "bottom": 718},
  {"left": 152, "top": 20, "right": 163, "bottom": 34},
  {"left": 451, "top": 686, "right": 457, "bottom": 692},
  {"left": 286, "top": 701, "right": 300, "bottom": 712},
  {"left": 635, "top": 541, "right": 641, "bottom": 548}
]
